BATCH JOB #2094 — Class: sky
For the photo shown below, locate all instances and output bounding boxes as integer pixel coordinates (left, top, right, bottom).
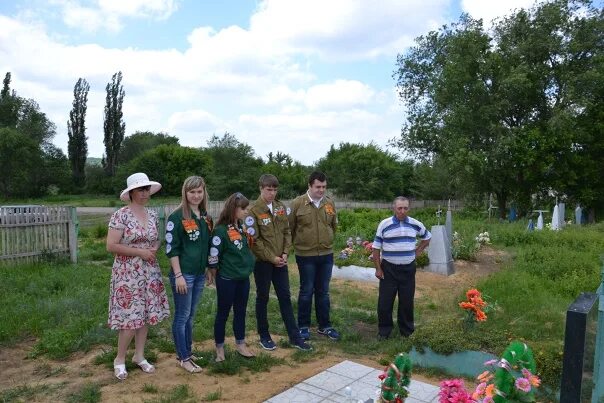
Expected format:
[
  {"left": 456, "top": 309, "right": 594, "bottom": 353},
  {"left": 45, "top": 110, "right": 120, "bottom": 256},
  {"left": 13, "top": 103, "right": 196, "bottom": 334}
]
[{"left": 0, "top": 0, "right": 542, "bottom": 165}]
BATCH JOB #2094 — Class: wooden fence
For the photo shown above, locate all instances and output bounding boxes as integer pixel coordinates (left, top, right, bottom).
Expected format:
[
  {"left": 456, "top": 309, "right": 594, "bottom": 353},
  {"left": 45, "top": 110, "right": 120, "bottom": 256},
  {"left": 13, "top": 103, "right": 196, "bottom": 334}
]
[{"left": 0, "top": 206, "right": 78, "bottom": 265}]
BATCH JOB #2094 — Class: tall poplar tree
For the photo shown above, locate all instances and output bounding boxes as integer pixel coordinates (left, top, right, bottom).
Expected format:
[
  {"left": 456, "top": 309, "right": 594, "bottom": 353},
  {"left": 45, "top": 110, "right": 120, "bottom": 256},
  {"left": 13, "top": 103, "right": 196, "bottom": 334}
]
[
  {"left": 67, "top": 78, "right": 90, "bottom": 188},
  {"left": 102, "top": 71, "right": 125, "bottom": 176}
]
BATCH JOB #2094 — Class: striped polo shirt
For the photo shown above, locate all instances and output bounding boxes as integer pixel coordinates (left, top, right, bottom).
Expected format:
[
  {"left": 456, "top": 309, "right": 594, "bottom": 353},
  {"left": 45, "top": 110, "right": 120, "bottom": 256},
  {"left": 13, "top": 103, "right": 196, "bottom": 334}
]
[{"left": 373, "top": 215, "right": 431, "bottom": 265}]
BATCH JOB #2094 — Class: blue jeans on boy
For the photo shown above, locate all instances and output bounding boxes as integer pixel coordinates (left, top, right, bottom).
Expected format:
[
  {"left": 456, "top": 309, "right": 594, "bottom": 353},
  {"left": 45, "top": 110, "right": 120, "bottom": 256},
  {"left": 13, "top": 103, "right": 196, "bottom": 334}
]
[
  {"left": 169, "top": 272, "right": 205, "bottom": 361},
  {"left": 254, "top": 261, "right": 300, "bottom": 342},
  {"left": 296, "top": 254, "right": 333, "bottom": 330},
  {"left": 214, "top": 275, "right": 250, "bottom": 345}
]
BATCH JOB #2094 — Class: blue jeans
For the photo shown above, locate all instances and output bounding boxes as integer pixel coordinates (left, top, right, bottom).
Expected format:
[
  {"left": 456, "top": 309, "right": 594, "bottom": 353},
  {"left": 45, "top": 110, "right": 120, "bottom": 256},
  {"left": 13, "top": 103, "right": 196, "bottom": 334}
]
[
  {"left": 296, "top": 254, "right": 333, "bottom": 329},
  {"left": 214, "top": 275, "right": 250, "bottom": 345},
  {"left": 254, "top": 261, "right": 300, "bottom": 342},
  {"left": 169, "top": 272, "right": 205, "bottom": 360}
]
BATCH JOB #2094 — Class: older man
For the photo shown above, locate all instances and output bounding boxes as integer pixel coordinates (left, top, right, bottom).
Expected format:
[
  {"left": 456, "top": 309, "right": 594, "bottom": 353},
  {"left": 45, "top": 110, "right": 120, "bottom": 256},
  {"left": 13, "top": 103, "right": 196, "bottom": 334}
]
[{"left": 372, "top": 197, "right": 431, "bottom": 339}]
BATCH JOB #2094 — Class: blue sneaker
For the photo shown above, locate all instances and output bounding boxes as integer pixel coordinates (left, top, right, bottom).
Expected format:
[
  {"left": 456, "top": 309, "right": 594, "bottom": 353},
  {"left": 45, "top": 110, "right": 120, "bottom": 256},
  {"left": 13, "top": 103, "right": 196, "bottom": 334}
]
[
  {"left": 299, "top": 327, "right": 310, "bottom": 340},
  {"left": 291, "top": 338, "right": 312, "bottom": 351},
  {"left": 317, "top": 327, "right": 340, "bottom": 341},
  {"left": 259, "top": 338, "right": 277, "bottom": 351}
]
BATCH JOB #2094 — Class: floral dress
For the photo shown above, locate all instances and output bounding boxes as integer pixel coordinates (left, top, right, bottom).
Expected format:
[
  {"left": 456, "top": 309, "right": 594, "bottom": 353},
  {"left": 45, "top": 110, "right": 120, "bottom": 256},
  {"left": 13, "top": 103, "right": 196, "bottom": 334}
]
[{"left": 107, "top": 206, "right": 170, "bottom": 330}]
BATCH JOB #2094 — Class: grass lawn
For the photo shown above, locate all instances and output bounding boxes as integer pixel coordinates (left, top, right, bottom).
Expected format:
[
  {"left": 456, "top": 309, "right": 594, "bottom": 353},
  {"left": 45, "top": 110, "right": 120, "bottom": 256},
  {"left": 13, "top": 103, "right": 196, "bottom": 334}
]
[{"left": 1, "top": 210, "right": 603, "bottom": 401}]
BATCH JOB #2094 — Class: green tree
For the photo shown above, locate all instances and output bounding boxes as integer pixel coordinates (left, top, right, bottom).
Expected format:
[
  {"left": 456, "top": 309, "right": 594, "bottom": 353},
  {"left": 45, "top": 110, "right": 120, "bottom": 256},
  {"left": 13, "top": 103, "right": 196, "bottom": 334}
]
[
  {"left": 119, "top": 144, "right": 213, "bottom": 196},
  {"left": 317, "top": 142, "right": 414, "bottom": 200},
  {"left": 0, "top": 128, "right": 41, "bottom": 197},
  {"left": 118, "top": 131, "right": 179, "bottom": 164},
  {"left": 0, "top": 72, "right": 19, "bottom": 128},
  {"left": 204, "top": 132, "right": 263, "bottom": 199},
  {"left": 393, "top": 0, "right": 603, "bottom": 217},
  {"left": 67, "top": 78, "right": 90, "bottom": 189},
  {"left": 103, "top": 71, "right": 125, "bottom": 176},
  {"left": 263, "top": 152, "right": 310, "bottom": 199}
]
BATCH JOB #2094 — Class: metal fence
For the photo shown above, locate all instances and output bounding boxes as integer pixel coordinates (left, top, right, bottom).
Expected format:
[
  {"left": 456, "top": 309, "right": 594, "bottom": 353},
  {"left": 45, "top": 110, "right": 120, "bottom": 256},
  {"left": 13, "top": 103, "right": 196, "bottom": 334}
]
[{"left": 0, "top": 206, "right": 78, "bottom": 264}]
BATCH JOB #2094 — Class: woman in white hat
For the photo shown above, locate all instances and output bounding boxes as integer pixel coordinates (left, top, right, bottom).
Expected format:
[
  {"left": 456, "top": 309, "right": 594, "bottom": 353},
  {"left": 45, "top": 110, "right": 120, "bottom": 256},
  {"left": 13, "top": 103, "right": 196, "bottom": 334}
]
[{"left": 106, "top": 172, "right": 170, "bottom": 380}]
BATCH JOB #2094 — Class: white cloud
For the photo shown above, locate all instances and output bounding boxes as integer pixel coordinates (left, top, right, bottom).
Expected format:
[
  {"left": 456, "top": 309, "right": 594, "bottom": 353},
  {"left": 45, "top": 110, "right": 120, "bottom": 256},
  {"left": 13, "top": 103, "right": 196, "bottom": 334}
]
[
  {"left": 0, "top": 0, "right": 462, "bottom": 164},
  {"left": 47, "top": 0, "right": 179, "bottom": 33},
  {"left": 305, "top": 80, "right": 374, "bottom": 111},
  {"left": 250, "top": 0, "right": 451, "bottom": 60},
  {"left": 461, "top": 0, "right": 539, "bottom": 24}
]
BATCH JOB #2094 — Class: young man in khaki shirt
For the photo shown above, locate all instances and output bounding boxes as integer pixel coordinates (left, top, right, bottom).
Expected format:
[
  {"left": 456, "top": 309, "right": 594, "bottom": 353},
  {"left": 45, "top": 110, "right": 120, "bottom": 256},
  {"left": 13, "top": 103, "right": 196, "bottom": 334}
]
[
  {"left": 245, "top": 174, "right": 311, "bottom": 351},
  {"left": 289, "top": 171, "right": 340, "bottom": 341}
]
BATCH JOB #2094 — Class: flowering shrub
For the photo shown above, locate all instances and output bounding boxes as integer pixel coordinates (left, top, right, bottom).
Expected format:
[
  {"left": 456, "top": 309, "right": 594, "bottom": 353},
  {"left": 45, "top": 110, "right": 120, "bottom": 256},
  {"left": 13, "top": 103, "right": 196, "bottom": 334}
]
[{"left": 475, "top": 231, "right": 490, "bottom": 245}]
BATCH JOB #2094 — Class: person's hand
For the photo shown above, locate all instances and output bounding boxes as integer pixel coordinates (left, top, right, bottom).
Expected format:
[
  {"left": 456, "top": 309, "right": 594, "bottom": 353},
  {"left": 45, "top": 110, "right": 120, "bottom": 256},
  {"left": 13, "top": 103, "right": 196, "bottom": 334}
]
[
  {"left": 375, "top": 267, "right": 384, "bottom": 280},
  {"left": 273, "top": 256, "right": 286, "bottom": 267},
  {"left": 206, "top": 269, "right": 217, "bottom": 286},
  {"left": 138, "top": 248, "right": 157, "bottom": 261},
  {"left": 175, "top": 275, "right": 187, "bottom": 294}
]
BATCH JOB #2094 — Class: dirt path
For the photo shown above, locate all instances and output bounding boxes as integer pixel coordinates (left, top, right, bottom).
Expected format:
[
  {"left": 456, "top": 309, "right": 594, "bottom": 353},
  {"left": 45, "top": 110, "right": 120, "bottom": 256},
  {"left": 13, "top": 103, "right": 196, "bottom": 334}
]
[{"left": 0, "top": 247, "right": 507, "bottom": 402}]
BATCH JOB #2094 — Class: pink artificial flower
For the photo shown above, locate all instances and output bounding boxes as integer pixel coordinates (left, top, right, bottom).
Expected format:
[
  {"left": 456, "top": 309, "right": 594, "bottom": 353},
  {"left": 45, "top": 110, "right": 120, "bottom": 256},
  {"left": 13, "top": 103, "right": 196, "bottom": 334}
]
[
  {"left": 521, "top": 368, "right": 532, "bottom": 378},
  {"left": 483, "top": 397, "right": 494, "bottom": 403},
  {"left": 474, "top": 382, "right": 486, "bottom": 395},
  {"left": 515, "top": 377, "right": 531, "bottom": 393},
  {"left": 484, "top": 359, "right": 498, "bottom": 366}
]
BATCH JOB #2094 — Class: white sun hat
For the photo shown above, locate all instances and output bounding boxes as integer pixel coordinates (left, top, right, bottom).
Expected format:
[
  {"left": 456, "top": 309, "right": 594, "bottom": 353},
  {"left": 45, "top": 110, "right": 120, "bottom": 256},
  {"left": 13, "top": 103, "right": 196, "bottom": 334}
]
[{"left": 119, "top": 172, "right": 162, "bottom": 202}]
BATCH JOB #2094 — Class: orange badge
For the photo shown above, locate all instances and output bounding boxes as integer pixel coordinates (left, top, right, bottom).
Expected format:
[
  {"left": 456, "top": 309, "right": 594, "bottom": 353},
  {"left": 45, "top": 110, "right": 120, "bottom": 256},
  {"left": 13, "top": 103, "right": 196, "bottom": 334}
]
[
  {"left": 258, "top": 213, "right": 270, "bottom": 219},
  {"left": 227, "top": 227, "right": 242, "bottom": 242},
  {"left": 325, "top": 204, "right": 335, "bottom": 215},
  {"left": 182, "top": 219, "right": 199, "bottom": 232}
]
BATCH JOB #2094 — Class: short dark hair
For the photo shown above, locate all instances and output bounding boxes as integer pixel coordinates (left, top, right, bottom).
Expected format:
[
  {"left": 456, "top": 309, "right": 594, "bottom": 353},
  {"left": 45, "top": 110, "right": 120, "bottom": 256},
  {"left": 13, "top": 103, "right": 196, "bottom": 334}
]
[
  {"left": 258, "top": 174, "right": 279, "bottom": 188},
  {"left": 392, "top": 196, "right": 410, "bottom": 207},
  {"left": 308, "top": 171, "right": 327, "bottom": 186}
]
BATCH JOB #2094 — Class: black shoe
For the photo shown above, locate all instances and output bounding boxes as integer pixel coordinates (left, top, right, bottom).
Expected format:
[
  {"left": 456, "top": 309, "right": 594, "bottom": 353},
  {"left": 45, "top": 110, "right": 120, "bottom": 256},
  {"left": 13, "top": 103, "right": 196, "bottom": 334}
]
[
  {"left": 291, "top": 338, "right": 312, "bottom": 351},
  {"left": 259, "top": 338, "right": 277, "bottom": 351}
]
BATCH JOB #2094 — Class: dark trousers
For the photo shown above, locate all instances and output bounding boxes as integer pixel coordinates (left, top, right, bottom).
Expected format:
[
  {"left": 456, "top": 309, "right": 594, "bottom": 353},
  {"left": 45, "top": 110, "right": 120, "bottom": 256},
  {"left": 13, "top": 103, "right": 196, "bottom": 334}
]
[
  {"left": 214, "top": 275, "right": 250, "bottom": 345},
  {"left": 378, "top": 260, "right": 416, "bottom": 337},
  {"left": 254, "top": 260, "right": 300, "bottom": 342},
  {"left": 296, "top": 254, "right": 333, "bottom": 329}
]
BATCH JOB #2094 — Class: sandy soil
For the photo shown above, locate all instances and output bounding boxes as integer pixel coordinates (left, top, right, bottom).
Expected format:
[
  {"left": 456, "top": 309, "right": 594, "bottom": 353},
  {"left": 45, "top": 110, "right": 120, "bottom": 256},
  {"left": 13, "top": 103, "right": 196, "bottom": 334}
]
[{"left": 0, "top": 246, "right": 507, "bottom": 402}]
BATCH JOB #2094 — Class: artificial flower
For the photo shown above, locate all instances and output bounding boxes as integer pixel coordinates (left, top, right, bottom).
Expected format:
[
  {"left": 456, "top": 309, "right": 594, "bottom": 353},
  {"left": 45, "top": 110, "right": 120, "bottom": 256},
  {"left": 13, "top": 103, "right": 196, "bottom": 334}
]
[{"left": 515, "top": 377, "right": 531, "bottom": 393}]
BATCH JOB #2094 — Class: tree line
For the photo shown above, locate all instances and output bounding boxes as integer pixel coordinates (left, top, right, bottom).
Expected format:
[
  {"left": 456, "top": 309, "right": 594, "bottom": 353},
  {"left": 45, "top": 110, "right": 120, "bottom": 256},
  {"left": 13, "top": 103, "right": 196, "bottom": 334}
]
[{"left": 0, "top": 71, "right": 427, "bottom": 201}]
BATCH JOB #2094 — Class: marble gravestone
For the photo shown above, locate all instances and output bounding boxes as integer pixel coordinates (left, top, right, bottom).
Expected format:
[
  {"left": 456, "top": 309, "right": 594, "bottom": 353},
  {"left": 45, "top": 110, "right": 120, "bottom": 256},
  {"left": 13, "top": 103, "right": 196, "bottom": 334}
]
[
  {"left": 445, "top": 200, "right": 453, "bottom": 247},
  {"left": 575, "top": 205, "right": 582, "bottom": 225},
  {"left": 427, "top": 225, "right": 454, "bottom": 276},
  {"left": 558, "top": 202, "right": 565, "bottom": 228}
]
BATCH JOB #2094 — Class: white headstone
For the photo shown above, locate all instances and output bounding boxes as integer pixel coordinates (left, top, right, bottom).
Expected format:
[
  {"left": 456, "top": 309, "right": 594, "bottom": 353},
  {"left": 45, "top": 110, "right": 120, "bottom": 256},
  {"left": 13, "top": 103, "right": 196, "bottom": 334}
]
[
  {"left": 537, "top": 212, "right": 544, "bottom": 230},
  {"left": 427, "top": 225, "right": 454, "bottom": 276},
  {"left": 558, "top": 203, "right": 565, "bottom": 227},
  {"left": 551, "top": 205, "right": 560, "bottom": 230},
  {"left": 575, "top": 205, "right": 582, "bottom": 225}
]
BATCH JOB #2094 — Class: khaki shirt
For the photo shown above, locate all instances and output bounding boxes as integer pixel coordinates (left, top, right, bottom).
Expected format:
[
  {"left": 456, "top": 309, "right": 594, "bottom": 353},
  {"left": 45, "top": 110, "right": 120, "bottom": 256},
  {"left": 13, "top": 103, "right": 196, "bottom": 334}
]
[
  {"left": 289, "top": 193, "right": 337, "bottom": 256},
  {"left": 245, "top": 196, "right": 292, "bottom": 263}
]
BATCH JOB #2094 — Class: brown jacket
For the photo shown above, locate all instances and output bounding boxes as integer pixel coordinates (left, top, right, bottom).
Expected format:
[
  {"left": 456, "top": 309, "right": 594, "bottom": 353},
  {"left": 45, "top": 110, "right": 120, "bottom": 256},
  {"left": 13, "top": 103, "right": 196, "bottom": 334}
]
[
  {"left": 245, "top": 196, "right": 292, "bottom": 263},
  {"left": 288, "top": 193, "right": 337, "bottom": 256}
]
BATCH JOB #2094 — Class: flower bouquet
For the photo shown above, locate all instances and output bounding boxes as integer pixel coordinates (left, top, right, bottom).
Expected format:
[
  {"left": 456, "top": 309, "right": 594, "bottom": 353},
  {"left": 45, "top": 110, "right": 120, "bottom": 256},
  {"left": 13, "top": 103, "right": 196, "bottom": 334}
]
[{"left": 459, "top": 288, "right": 488, "bottom": 329}]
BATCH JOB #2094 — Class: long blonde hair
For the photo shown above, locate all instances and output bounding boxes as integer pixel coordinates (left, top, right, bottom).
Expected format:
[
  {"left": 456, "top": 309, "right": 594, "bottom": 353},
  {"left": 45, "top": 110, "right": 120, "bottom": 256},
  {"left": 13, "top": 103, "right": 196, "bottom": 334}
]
[{"left": 178, "top": 176, "right": 209, "bottom": 219}]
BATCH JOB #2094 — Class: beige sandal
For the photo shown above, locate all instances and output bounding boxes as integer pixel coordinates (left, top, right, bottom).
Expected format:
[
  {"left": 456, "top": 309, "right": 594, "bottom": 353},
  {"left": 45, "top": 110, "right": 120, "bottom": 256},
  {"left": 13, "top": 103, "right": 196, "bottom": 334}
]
[
  {"left": 236, "top": 343, "right": 255, "bottom": 358},
  {"left": 179, "top": 359, "right": 202, "bottom": 373}
]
